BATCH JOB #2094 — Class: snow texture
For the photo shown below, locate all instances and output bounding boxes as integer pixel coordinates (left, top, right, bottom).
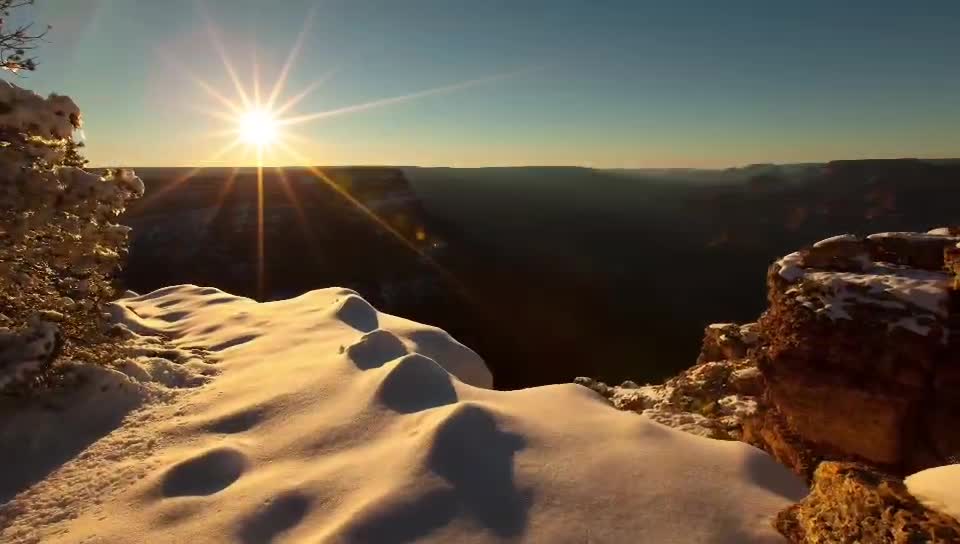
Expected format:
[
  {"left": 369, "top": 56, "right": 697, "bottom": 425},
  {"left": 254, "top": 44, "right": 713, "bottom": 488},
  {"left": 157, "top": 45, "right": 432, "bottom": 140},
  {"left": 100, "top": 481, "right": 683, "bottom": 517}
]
[
  {"left": 776, "top": 242, "right": 952, "bottom": 339},
  {"left": 0, "top": 80, "right": 80, "bottom": 140},
  {"left": 804, "top": 265, "right": 950, "bottom": 318},
  {"left": 0, "top": 285, "right": 806, "bottom": 544},
  {"left": 905, "top": 464, "right": 960, "bottom": 524},
  {"left": 0, "top": 320, "right": 60, "bottom": 391},
  {"left": 812, "top": 234, "right": 859, "bottom": 248},
  {"left": 867, "top": 232, "right": 958, "bottom": 242},
  {"left": 776, "top": 252, "right": 806, "bottom": 282}
]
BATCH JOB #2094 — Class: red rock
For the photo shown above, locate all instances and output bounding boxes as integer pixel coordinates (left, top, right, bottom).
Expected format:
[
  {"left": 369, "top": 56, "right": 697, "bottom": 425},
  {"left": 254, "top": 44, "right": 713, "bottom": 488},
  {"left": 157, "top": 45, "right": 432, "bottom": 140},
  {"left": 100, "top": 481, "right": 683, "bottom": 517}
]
[{"left": 753, "top": 232, "right": 960, "bottom": 474}]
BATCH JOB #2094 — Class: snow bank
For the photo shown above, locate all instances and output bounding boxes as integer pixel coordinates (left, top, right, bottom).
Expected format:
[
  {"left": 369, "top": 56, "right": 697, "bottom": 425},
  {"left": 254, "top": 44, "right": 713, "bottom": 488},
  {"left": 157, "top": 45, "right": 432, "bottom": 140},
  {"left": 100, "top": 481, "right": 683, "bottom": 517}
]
[
  {"left": 0, "top": 286, "right": 805, "bottom": 543},
  {"left": 905, "top": 464, "right": 960, "bottom": 524}
]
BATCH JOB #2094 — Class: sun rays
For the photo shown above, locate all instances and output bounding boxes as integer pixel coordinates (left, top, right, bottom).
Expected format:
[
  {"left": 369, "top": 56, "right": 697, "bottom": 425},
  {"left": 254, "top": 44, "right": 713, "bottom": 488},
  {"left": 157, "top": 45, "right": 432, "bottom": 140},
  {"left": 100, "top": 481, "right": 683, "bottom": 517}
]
[{"left": 149, "top": 4, "right": 529, "bottom": 299}]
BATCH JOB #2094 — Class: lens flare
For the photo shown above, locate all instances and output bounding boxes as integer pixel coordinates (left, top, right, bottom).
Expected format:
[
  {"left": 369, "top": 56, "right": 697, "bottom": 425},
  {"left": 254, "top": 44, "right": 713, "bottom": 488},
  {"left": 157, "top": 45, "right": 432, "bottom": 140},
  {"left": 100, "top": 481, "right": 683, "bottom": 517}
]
[{"left": 157, "top": 3, "right": 532, "bottom": 298}]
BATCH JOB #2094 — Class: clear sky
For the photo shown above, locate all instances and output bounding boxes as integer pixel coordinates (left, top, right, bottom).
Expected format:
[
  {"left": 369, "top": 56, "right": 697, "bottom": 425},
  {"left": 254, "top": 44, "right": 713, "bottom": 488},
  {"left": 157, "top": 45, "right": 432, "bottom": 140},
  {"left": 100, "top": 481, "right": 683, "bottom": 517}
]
[{"left": 10, "top": 0, "right": 960, "bottom": 168}]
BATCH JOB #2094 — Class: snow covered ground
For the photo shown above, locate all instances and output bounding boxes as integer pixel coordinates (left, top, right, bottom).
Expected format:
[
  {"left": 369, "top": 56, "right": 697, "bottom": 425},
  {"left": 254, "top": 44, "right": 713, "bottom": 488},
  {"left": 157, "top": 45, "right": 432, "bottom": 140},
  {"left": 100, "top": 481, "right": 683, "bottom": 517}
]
[
  {"left": 1, "top": 286, "right": 807, "bottom": 543},
  {"left": 906, "top": 465, "right": 960, "bottom": 525}
]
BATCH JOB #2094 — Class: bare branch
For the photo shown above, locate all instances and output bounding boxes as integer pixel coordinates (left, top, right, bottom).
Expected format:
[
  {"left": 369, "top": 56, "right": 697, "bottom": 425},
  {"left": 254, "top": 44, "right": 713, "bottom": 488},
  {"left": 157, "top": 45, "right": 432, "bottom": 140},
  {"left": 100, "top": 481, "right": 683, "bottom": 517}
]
[{"left": 0, "top": 0, "right": 47, "bottom": 74}]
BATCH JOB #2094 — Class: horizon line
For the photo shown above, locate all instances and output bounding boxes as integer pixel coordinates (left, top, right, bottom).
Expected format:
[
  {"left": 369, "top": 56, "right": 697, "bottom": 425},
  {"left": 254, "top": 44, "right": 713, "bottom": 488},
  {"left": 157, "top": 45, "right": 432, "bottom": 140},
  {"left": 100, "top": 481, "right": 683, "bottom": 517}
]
[{"left": 86, "top": 156, "right": 960, "bottom": 172}]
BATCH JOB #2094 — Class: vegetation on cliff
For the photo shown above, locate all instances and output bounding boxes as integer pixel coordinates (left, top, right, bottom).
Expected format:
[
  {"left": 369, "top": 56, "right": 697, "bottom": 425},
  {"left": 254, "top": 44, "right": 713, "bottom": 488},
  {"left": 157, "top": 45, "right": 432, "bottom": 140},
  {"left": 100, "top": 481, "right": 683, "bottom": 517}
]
[{"left": 0, "top": 3, "right": 144, "bottom": 393}]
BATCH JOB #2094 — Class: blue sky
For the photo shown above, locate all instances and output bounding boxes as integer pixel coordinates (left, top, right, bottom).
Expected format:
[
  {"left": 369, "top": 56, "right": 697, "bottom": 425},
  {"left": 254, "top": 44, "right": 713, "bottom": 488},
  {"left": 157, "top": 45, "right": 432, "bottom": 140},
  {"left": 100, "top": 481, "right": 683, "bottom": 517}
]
[{"left": 11, "top": 0, "right": 960, "bottom": 167}]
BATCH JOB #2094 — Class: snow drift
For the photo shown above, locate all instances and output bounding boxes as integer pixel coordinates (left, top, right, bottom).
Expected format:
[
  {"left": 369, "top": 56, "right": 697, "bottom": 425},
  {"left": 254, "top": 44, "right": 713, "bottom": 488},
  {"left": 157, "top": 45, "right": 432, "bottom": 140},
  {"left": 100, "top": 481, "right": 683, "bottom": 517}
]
[
  {"left": 1, "top": 285, "right": 807, "bottom": 543},
  {"left": 906, "top": 465, "right": 960, "bottom": 524}
]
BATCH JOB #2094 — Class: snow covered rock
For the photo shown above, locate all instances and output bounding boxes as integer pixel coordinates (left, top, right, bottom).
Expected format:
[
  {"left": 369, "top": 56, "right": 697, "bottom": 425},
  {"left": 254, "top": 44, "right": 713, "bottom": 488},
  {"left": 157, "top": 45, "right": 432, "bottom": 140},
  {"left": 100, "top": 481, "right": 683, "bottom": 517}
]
[
  {"left": 698, "top": 322, "right": 760, "bottom": 364},
  {"left": 575, "top": 321, "right": 763, "bottom": 440},
  {"left": 776, "top": 462, "right": 960, "bottom": 543},
  {"left": 759, "top": 231, "right": 960, "bottom": 474},
  {"left": 581, "top": 228, "right": 960, "bottom": 483},
  {"left": 0, "top": 285, "right": 807, "bottom": 543}
]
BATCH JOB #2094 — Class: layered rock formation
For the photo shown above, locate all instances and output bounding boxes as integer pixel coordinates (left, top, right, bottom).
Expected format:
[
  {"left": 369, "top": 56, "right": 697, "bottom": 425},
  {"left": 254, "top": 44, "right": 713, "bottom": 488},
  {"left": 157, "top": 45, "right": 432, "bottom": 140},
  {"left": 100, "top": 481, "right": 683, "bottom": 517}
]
[
  {"left": 579, "top": 227, "right": 960, "bottom": 541},
  {"left": 759, "top": 230, "right": 960, "bottom": 475}
]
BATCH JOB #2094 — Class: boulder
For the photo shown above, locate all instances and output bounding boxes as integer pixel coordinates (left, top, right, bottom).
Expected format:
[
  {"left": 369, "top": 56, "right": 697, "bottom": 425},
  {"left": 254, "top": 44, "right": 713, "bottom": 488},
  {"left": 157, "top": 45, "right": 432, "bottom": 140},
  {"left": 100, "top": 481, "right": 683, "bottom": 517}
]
[
  {"left": 754, "top": 231, "right": 960, "bottom": 473},
  {"left": 775, "top": 462, "right": 960, "bottom": 543}
]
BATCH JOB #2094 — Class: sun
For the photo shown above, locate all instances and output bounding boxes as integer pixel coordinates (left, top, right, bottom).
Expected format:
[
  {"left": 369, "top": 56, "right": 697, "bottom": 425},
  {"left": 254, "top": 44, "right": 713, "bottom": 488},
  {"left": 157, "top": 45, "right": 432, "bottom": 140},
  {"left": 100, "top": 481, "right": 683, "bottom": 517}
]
[
  {"left": 238, "top": 109, "right": 278, "bottom": 147},
  {"left": 155, "top": 7, "right": 525, "bottom": 298}
]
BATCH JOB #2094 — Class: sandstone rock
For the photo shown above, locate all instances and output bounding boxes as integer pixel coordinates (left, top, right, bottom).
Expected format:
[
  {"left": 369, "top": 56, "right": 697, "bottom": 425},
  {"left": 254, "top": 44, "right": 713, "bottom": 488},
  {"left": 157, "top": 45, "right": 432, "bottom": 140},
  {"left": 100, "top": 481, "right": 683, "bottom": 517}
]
[
  {"left": 945, "top": 241, "right": 960, "bottom": 286},
  {"left": 776, "top": 462, "right": 960, "bottom": 543},
  {"left": 577, "top": 322, "right": 763, "bottom": 440},
  {"left": 866, "top": 232, "right": 960, "bottom": 271},
  {"left": 742, "top": 405, "right": 821, "bottom": 481},
  {"left": 583, "top": 229, "right": 960, "bottom": 484},
  {"left": 757, "top": 232, "right": 960, "bottom": 474},
  {"left": 728, "top": 365, "right": 764, "bottom": 397},
  {"left": 697, "top": 322, "right": 759, "bottom": 364}
]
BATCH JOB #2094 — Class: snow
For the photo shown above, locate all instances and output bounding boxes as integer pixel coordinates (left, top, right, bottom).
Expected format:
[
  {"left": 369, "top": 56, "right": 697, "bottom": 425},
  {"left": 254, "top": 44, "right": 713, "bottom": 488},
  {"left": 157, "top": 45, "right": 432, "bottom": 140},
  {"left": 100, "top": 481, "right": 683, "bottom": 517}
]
[
  {"left": 718, "top": 395, "right": 758, "bottom": 418},
  {"left": 812, "top": 234, "right": 859, "bottom": 248},
  {"left": 0, "top": 80, "right": 80, "bottom": 140},
  {"left": 0, "top": 320, "right": 60, "bottom": 391},
  {"left": 731, "top": 366, "right": 762, "bottom": 383},
  {"left": 805, "top": 265, "right": 950, "bottom": 317},
  {"left": 708, "top": 322, "right": 737, "bottom": 329},
  {"left": 0, "top": 285, "right": 806, "bottom": 543},
  {"left": 775, "top": 252, "right": 806, "bottom": 282},
  {"left": 777, "top": 243, "right": 952, "bottom": 338},
  {"left": 905, "top": 464, "right": 960, "bottom": 523},
  {"left": 887, "top": 315, "right": 938, "bottom": 337},
  {"left": 641, "top": 409, "right": 717, "bottom": 438},
  {"left": 867, "top": 231, "right": 959, "bottom": 242},
  {"left": 609, "top": 383, "right": 674, "bottom": 411},
  {"left": 739, "top": 323, "right": 760, "bottom": 345}
]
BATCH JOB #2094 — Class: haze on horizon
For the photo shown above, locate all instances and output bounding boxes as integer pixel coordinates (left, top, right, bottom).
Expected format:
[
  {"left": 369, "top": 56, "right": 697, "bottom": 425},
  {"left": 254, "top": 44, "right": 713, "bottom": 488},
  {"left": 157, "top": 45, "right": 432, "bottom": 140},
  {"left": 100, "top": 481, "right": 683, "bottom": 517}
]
[{"left": 14, "top": 0, "right": 960, "bottom": 169}]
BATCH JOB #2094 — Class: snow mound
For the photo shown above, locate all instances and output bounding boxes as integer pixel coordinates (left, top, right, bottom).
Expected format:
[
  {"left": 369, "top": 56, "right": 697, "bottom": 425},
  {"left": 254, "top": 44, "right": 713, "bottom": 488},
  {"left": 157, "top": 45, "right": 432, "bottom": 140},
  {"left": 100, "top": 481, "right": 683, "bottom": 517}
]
[
  {"left": 1, "top": 285, "right": 805, "bottom": 543},
  {"left": 905, "top": 464, "right": 960, "bottom": 524}
]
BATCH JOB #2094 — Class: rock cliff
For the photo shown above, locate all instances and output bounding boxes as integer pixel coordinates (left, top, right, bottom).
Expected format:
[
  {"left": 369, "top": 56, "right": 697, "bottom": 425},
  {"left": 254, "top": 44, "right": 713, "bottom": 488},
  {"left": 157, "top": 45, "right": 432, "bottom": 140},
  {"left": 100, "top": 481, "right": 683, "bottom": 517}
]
[
  {"left": 119, "top": 167, "right": 447, "bottom": 307},
  {"left": 578, "top": 227, "right": 960, "bottom": 542},
  {"left": 757, "top": 230, "right": 960, "bottom": 475}
]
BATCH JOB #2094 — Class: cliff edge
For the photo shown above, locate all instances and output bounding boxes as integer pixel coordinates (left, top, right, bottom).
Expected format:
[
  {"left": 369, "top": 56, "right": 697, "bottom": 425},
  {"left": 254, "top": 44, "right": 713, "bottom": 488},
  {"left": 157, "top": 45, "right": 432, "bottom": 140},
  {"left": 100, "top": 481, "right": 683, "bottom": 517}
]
[{"left": 579, "top": 227, "right": 960, "bottom": 542}]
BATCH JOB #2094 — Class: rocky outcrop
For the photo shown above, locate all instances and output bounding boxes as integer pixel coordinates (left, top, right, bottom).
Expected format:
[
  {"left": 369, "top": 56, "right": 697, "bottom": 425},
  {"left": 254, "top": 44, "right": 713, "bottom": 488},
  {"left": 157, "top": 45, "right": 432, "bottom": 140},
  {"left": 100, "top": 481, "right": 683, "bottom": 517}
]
[
  {"left": 759, "top": 230, "right": 960, "bottom": 475},
  {"left": 578, "top": 227, "right": 960, "bottom": 541},
  {"left": 583, "top": 228, "right": 960, "bottom": 477},
  {"left": 776, "top": 462, "right": 960, "bottom": 543},
  {"left": 576, "top": 322, "right": 763, "bottom": 440}
]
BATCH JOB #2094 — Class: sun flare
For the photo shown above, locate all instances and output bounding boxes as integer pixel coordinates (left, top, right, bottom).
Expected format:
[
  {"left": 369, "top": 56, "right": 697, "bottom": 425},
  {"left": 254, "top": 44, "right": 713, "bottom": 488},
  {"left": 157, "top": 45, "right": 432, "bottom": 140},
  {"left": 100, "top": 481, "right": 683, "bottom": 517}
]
[
  {"left": 157, "top": 6, "right": 523, "bottom": 298},
  {"left": 238, "top": 109, "right": 278, "bottom": 147}
]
